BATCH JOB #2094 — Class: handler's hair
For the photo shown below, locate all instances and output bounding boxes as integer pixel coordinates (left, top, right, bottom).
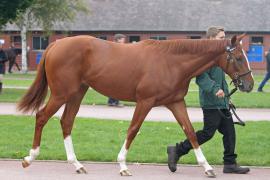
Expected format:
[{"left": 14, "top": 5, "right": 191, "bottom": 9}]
[
  {"left": 206, "top": 26, "right": 225, "bottom": 39},
  {"left": 114, "top": 34, "right": 126, "bottom": 41}
]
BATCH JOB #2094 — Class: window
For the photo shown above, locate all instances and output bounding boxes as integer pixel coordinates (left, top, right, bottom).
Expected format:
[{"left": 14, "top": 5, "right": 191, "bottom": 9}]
[
  {"left": 97, "top": 36, "right": 107, "bottom": 40},
  {"left": 251, "top": 36, "right": 263, "bottom": 44},
  {"left": 10, "top": 36, "right": 21, "bottom": 45},
  {"left": 190, "top": 36, "right": 201, "bottom": 39},
  {"left": 33, "top": 36, "right": 49, "bottom": 50},
  {"left": 129, "top": 36, "right": 140, "bottom": 43},
  {"left": 150, "top": 36, "right": 167, "bottom": 40}
]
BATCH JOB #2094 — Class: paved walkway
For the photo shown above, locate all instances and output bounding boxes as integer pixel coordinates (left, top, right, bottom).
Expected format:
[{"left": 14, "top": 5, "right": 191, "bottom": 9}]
[
  {"left": 0, "top": 104, "right": 269, "bottom": 179},
  {"left": 1, "top": 160, "right": 269, "bottom": 180},
  {"left": 0, "top": 103, "right": 269, "bottom": 122}
]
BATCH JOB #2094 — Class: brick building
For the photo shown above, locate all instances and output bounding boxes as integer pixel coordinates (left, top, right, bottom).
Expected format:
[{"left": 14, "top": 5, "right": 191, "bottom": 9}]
[{"left": 1, "top": 0, "right": 270, "bottom": 71}]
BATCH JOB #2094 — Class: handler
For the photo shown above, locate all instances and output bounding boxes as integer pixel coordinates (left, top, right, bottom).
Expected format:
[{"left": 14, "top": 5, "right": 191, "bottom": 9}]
[
  {"left": 167, "top": 26, "right": 250, "bottom": 174},
  {"left": 0, "top": 42, "right": 7, "bottom": 93}
]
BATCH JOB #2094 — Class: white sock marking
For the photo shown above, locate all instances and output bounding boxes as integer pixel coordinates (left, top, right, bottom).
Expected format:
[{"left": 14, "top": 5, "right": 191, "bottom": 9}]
[
  {"left": 64, "top": 136, "right": 83, "bottom": 170},
  {"left": 24, "top": 147, "right": 40, "bottom": 164},
  {"left": 117, "top": 140, "right": 128, "bottom": 171},
  {"left": 194, "top": 147, "right": 212, "bottom": 171}
]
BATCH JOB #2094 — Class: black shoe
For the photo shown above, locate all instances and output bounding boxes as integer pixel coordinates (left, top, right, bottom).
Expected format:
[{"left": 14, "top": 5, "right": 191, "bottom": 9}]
[
  {"left": 115, "top": 103, "right": 124, "bottom": 107},
  {"left": 223, "top": 164, "right": 250, "bottom": 174},
  {"left": 257, "top": 89, "right": 263, "bottom": 92},
  {"left": 167, "top": 145, "right": 181, "bottom": 172},
  {"left": 107, "top": 103, "right": 115, "bottom": 106},
  {"left": 108, "top": 102, "right": 124, "bottom": 107}
]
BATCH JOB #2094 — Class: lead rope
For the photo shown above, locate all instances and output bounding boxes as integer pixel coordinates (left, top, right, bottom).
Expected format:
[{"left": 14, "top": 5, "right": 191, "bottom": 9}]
[
  {"left": 227, "top": 87, "right": 246, "bottom": 126},
  {"left": 218, "top": 87, "right": 246, "bottom": 126}
]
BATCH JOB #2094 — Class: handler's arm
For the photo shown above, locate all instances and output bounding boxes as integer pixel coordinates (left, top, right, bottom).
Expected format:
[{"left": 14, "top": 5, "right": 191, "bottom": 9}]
[{"left": 196, "top": 71, "right": 221, "bottom": 95}]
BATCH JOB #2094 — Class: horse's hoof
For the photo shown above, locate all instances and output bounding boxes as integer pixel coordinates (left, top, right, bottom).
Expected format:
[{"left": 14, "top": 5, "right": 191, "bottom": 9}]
[
  {"left": 76, "top": 167, "right": 87, "bottom": 174},
  {"left": 120, "top": 169, "right": 132, "bottom": 176},
  {"left": 205, "top": 169, "right": 216, "bottom": 178},
  {"left": 22, "top": 159, "right": 30, "bottom": 168}
]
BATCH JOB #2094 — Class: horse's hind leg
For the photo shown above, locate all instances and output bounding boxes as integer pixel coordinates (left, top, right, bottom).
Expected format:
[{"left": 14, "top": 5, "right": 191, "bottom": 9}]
[
  {"left": 15, "top": 62, "right": 21, "bottom": 71},
  {"left": 60, "top": 85, "right": 88, "bottom": 174},
  {"left": 166, "top": 101, "right": 216, "bottom": 178},
  {"left": 8, "top": 57, "right": 15, "bottom": 73},
  {"left": 22, "top": 96, "right": 65, "bottom": 168},
  {"left": 117, "top": 98, "right": 155, "bottom": 176}
]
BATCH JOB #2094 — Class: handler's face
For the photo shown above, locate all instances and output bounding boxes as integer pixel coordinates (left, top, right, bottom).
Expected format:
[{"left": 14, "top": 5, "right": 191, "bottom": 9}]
[
  {"left": 117, "top": 38, "right": 126, "bottom": 44},
  {"left": 214, "top": 31, "right": 225, "bottom": 40}
]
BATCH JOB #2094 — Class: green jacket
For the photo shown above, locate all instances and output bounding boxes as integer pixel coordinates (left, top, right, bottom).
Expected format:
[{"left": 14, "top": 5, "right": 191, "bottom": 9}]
[
  {"left": 266, "top": 52, "right": 270, "bottom": 72},
  {"left": 196, "top": 66, "right": 229, "bottom": 109}
]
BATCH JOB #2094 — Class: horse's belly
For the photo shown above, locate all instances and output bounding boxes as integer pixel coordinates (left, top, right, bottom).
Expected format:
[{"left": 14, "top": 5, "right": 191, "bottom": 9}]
[{"left": 86, "top": 76, "right": 138, "bottom": 102}]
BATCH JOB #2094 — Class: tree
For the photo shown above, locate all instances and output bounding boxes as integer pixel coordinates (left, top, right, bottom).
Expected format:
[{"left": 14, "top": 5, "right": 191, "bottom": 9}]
[
  {"left": 15, "top": 0, "right": 89, "bottom": 72},
  {"left": 0, "top": 0, "right": 33, "bottom": 27}
]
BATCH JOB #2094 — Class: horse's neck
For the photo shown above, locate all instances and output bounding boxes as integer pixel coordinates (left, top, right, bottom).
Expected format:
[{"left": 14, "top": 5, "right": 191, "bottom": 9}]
[
  {"left": 189, "top": 53, "right": 223, "bottom": 78},
  {"left": 171, "top": 39, "right": 228, "bottom": 78},
  {"left": 174, "top": 51, "right": 225, "bottom": 82}
]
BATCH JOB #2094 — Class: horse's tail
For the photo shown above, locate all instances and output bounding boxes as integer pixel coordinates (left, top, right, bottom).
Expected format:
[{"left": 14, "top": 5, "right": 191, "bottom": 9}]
[{"left": 17, "top": 42, "right": 55, "bottom": 113}]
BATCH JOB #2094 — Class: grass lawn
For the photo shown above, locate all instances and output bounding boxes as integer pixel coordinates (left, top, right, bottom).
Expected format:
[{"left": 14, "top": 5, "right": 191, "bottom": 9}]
[
  {"left": 1, "top": 87, "right": 270, "bottom": 108},
  {"left": 0, "top": 115, "right": 269, "bottom": 166},
  {"left": 3, "top": 72, "right": 36, "bottom": 79},
  {"left": 3, "top": 78, "right": 34, "bottom": 87},
  {"left": 1, "top": 73, "right": 270, "bottom": 108}
]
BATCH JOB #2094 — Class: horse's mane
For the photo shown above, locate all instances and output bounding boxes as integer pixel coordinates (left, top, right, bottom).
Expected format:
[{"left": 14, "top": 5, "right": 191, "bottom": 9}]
[{"left": 142, "top": 39, "right": 230, "bottom": 55}]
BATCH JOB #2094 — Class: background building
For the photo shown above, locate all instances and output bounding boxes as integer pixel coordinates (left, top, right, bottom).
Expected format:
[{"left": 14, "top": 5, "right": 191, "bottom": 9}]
[{"left": 1, "top": 0, "right": 270, "bottom": 71}]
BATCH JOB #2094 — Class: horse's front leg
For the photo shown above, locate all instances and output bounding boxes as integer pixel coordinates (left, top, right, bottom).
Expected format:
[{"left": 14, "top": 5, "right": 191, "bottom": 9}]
[
  {"left": 117, "top": 98, "right": 155, "bottom": 176},
  {"left": 166, "top": 100, "right": 216, "bottom": 178}
]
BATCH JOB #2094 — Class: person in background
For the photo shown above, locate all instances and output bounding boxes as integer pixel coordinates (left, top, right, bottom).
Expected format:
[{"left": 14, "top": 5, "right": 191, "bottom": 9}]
[
  {"left": 107, "top": 34, "right": 126, "bottom": 107},
  {"left": 257, "top": 49, "right": 270, "bottom": 92},
  {"left": 0, "top": 42, "right": 8, "bottom": 93},
  {"left": 167, "top": 26, "right": 250, "bottom": 174}
]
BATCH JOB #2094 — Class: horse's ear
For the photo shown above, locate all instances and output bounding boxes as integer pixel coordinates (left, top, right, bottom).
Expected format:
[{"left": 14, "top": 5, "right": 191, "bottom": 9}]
[
  {"left": 231, "top": 35, "right": 237, "bottom": 46},
  {"left": 238, "top": 33, "right": 246, "bottom": 41}
]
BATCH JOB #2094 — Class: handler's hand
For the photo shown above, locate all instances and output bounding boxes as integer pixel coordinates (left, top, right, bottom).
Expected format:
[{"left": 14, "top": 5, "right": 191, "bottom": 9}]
[{"left": 215, "top": 89, "right": 225, "bottom": 98}]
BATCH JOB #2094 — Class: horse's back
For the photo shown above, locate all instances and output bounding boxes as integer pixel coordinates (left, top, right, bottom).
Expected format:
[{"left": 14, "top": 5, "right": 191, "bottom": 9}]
[
  {"left": 45, "top": 36, "right": 98, "bottom": 68},
  {"left": 44, "top": 35, "right": 165, "bottom": 101}
]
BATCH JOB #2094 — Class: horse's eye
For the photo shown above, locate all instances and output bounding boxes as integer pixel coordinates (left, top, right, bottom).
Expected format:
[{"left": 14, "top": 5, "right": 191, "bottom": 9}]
[
  {"left": 236, "top": 57, "right": 244, "bottom": 64},
  {"left": 236, "top": 57, "right": 242, "bottom": 61}
]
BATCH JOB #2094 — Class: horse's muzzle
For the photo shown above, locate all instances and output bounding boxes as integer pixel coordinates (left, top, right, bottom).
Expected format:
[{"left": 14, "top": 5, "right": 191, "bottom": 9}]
[{"left": 238, "top": 80, "right": 254, "bottom": 92}]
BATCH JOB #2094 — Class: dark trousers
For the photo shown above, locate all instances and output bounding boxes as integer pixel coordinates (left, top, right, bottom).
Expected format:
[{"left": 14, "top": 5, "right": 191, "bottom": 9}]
[
  {"left": 258, "top": 72, "right": 270, "bottom": 91},
  {"left": 0, "top": 63, "right": 5, "bottom": 74},
  {"left": 177, "top": 109, "right": 237, "bottom": 165},
  {"left": 108, "top": 97, "right": 119, "bottom": 105}
]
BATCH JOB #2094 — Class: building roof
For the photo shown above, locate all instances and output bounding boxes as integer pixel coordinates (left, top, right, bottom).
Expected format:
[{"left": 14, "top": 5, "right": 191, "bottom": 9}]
[{"left": 4, "top": 0, "right": 270, "bottom": 32}]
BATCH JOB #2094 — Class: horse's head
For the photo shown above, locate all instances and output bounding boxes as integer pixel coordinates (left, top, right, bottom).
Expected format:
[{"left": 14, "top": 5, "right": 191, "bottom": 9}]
[{"left": 218, "top": 34, "right": 254, "bottom": 92}]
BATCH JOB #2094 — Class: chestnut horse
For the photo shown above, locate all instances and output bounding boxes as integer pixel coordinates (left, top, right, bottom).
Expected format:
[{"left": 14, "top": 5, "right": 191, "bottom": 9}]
[{"left": 17, "top": 35, "right": 253, "bottom": 177}]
